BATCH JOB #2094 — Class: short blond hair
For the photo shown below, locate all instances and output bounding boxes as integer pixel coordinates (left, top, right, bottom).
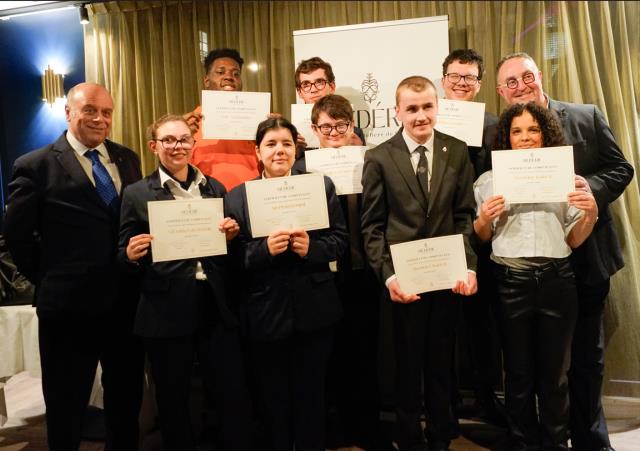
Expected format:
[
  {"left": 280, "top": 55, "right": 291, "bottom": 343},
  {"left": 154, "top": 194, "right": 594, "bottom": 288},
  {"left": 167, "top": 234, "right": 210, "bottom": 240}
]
[{"left": 395, "top": 76, "right": 437, "bottom": 105}]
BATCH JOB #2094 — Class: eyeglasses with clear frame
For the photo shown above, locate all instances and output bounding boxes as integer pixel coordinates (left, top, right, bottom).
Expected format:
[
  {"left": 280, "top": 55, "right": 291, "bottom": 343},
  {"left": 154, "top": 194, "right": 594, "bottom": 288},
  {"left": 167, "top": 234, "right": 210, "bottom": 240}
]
[
  {"left": 155, "top": 135, "right": 195, "bottom": 149},
  {"left": 313, "top": 122, "right": 351, "bottom": 136},
  {"left": 299, "top": 78, "right": 328, "bottom": 92},
  {"left": 498, "top": 72, "right": 537, "bottom": 89},
  {"left": 444, "top": 73, "right": 480, "bottom": 86}
]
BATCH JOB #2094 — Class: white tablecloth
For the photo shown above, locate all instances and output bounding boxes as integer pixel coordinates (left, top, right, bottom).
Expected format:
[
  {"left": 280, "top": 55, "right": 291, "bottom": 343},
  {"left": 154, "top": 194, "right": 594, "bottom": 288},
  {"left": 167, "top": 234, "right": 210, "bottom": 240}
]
[
  {"left": 0, "top": 305, "right": 103, "bottom": 426},
  {"left": 0, "top": 305, "right": 41, "bottom": 379}
]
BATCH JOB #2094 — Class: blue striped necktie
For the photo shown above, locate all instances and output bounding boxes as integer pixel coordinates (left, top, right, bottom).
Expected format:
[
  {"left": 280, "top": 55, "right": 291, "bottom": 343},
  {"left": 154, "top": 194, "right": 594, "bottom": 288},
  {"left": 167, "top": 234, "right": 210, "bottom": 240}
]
[{"left": 84, "top": 149, "right": 119, "bottom": 211}]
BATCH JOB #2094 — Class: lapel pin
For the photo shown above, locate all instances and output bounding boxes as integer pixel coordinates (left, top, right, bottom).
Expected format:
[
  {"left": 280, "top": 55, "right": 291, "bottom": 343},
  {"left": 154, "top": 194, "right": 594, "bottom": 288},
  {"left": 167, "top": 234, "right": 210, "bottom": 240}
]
[{"left": 442, "top": 146, "right": 447, "bottom": 152}]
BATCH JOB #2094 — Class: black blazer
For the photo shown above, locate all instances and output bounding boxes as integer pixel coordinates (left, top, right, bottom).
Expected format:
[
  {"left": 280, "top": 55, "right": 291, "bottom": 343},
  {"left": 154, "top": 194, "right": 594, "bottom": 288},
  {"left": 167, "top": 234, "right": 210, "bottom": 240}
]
[
  {"left": 224, "top": 169, "right": 349, "bottom": 341},
  {"left": 118, "top": 169, "right": 238, "bottom": 337},
  {"left": 473, "top": 111, "right": 499, "bottom": 178},
  {"left": 548, "top": 98, "right": 634, "bottom": 284},
  {"left": 4, "top": 132, "right": 142, "bottom": 317},
  {"left": 361, "top": 129, "right": 477, "bottom": 284}
]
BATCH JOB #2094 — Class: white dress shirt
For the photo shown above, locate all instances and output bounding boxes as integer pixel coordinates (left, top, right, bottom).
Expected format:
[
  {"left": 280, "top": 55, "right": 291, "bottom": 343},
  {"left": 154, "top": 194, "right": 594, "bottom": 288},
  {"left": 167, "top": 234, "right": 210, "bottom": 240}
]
[
  {"left": 474, "top": 170, "right": 583, "bottom": 268},
  {"left": 402, "top": 129, "right": 434, "bottom": 187},
  {"left": 67, "top": 131, "right": 122, "bottom": 193},
  {"left": 158, "top": 165, "right": 209, "bottom": 280}
]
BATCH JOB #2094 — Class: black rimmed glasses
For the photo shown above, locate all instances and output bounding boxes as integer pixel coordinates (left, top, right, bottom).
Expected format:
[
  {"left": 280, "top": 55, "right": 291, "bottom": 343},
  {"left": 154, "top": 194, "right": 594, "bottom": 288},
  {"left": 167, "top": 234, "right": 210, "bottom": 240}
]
[
  {"left": 155, "top": 135, "right": 195, "bottom": 149},
  {"left": 444, "top": 73, "right": 480, "bottom": 86},
  {"left": 299, "top": 78, "right": 328, "bottom": 92},
  {"left": 498, "top": 72, "right": 537, "bottom": 89},
  {"left": 314, "top": 122, "right": 351, "bottom": 136}
]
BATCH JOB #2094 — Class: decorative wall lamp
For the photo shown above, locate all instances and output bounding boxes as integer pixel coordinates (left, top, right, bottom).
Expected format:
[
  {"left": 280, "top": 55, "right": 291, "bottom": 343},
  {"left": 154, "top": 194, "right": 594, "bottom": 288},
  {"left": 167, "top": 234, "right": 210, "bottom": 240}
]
[{"left": 41, "top": 65, "right": 65, "bottom": 106}]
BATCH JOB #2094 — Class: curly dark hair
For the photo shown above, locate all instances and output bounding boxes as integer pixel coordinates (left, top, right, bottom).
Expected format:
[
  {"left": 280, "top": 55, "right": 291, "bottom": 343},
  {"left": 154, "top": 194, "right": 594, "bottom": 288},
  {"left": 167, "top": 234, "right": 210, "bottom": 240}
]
[
  {"left": 203, "top": 48, "right": 244, "bottom": 74},
  {"left": 493, "top": 102, "right": 566, "bottom": 150}
]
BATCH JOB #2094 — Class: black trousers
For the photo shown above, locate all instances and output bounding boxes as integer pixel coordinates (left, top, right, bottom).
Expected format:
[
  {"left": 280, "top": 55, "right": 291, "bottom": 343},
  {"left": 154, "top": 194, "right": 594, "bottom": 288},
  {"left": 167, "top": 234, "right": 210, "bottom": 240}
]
[
  {"left": 144, "top": 283, "right": 251, "bottom": 451},
  {"left": 455, "top": 242, "right": 502, "bottom": 406},
  {"left": 568, "top": 278, "right": 611, "bottom": 451},
  {"left": 494, "top": 259, "right": 577, "bottom": 450},
  {"left": 326, "top": 267, "right": 383, "bottom": 448},
  {"left": 38, "top": 309, "right": 144, "bottom": 451},
  {"left": 392, "top": 291, "right": 460, "bottom": 450},
  {"left": 250, "top": 327, "right": 334, "bottom": 451}
]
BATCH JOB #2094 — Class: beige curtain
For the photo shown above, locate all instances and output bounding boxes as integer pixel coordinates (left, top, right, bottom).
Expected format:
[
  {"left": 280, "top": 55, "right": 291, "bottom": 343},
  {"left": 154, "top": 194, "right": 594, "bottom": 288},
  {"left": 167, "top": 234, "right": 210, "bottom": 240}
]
[{"left": 84, "top": 0, "right": 640, "bottom": 397}]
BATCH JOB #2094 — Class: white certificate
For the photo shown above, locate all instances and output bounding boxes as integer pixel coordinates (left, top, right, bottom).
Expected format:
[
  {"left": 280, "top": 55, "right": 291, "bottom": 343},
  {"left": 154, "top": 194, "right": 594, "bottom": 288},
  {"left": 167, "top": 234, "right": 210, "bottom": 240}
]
[
  {"left": 148, "top": 198, "right": 227, "bottom": 263},
  {"left": 492, "top": 146, "right": 575, "bottom": 204},
  {"left": 202, "top": 90, "right": 271, "bottom": 140},
  {"left": 435, "top": 99, "right": 485, "bottom": 147},
  {"left": 291, "top": 103, "right": 320, "bottom": 148},
  {"left": 245, "top": 173, "right": 329, "bottom": 238},
  {"left": 304, "top": 146, "right": 367, "bottom": 195},
  {"left": 390, "top": 234, "right": 468, "bottom": 295}
]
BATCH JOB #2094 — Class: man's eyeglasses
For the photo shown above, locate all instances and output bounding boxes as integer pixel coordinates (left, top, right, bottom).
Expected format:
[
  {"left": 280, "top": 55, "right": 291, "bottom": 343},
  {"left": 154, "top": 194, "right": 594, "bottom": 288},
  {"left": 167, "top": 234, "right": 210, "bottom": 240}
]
[
  {"left": 155, "top": 135, "right": 195, "bottom": 149},
  {"left": 444, "top": 73, "right": 480, "bottom": 86},
  {"left": 313, "top": 122, "right": 351, "bottom": 136},
  {"left": 299, "top": 78, "right": 328, "bottom": 92},
  {"left": 498, "top": 72, "right": 536, "bottom": 90}
]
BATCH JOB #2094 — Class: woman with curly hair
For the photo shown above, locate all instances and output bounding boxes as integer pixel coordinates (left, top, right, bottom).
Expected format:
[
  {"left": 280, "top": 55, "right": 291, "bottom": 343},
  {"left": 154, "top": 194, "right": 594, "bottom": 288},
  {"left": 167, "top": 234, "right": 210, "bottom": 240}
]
[{"left": 473, "top": 102, "right": 598, "bottom": 450}]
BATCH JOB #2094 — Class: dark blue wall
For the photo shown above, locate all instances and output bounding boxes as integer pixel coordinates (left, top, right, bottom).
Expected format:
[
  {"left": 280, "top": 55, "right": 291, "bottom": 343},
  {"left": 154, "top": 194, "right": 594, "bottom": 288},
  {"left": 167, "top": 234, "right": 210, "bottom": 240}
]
[{"left": 0, "top": 8, "right": 85, "bottom": 223}]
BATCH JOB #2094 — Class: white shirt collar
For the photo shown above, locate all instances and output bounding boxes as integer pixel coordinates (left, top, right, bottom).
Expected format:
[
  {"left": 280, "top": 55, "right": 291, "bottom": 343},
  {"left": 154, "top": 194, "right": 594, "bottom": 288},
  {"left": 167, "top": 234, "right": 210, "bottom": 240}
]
[
  {"left": 261, "top": 170, "right": 292, "bottom": 178},
  {"left": 66, "top": 130, "right": 109, "bottom": 160},
  {"left": 158, "top": 164, "right": 206, "bottom": 189},
  {"left": 401, "top": 129, "right": 434, "bottom": 154}
]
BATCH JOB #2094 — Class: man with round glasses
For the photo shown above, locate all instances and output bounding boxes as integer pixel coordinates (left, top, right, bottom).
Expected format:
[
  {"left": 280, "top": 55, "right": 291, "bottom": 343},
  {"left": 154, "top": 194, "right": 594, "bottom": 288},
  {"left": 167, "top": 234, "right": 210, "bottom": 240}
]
[
  {"left": 294, "top": 57, "right": 365, "bottom": 148},
  {"left": 493, "top": 52, "right": 634, "bottom": 451}
]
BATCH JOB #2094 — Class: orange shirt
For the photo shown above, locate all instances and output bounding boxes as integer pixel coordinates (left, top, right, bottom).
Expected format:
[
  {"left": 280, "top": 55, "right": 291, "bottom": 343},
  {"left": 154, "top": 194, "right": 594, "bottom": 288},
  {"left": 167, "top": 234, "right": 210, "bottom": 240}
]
[{"left": 190, "top": 105, "right": 259, "bottom": 191}]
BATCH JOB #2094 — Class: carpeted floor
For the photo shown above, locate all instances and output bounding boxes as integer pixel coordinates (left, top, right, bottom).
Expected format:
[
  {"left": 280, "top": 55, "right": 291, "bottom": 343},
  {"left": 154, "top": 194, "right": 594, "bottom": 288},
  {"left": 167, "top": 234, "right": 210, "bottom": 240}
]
[{"left": 1, "top": 371, "right": 639, "bottom": 451}]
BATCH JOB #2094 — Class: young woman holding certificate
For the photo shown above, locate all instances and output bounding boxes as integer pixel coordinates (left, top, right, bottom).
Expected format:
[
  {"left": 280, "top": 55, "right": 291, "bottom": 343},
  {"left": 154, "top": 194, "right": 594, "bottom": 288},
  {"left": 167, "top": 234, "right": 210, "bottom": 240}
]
[
  {"left": 473, "top": 102, "right": 598, "bottom": 450},
  {"left": 118, "top": 115, "right": 251, "bottom": 451},
  {"left": 225, "top": 117, "right": 348, "bottom": 451}
]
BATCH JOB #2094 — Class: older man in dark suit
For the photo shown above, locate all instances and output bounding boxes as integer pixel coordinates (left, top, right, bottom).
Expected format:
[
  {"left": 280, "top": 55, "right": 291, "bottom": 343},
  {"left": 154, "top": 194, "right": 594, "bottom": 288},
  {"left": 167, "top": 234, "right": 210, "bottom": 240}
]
[
  {"left": 361, "top": 76, "right": 477, "bottom": 451},
  {"left": 492, "top": 52, "right": 634, "bottom": 451},
  {"left": 4, "top": 82, "right": 144, "bottom": 451}
]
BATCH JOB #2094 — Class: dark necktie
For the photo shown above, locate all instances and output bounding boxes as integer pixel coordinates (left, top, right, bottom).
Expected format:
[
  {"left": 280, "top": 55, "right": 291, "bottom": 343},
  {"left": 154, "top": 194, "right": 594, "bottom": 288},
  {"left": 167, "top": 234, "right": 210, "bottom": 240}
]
[
  {"left": 415, "top": 145, "right": 429, "bottom": 202},
  {"left": 84, "top": 149, "right": 119, "bottom": 210}
]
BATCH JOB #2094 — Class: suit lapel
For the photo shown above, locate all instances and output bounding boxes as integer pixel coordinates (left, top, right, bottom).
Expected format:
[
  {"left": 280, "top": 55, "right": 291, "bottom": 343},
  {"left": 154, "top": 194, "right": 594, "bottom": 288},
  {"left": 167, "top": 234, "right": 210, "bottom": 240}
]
[
  {"left": 387, "top": 131, "right": 428, "bottom": 213},
  {"left": 548, "top": 98, "right": 569, "bottom": 132},
  {"left": 428, "top": 131, "right": 451, "bottom": 215},
  {"left": 148, "top": 170, "right": 175, "bottom": 201},
  {"left": 53, "top": 133, "right": 111, "bottom": 212},
  {"left": 105, "top": 141, "right": 130, "bottom": 190}
]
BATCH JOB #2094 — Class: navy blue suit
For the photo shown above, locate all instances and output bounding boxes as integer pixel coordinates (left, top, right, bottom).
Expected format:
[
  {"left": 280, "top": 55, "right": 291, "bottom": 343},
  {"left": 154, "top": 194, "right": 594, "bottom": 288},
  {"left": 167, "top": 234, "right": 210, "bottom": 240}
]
[
  {"left": 118, "top": 169, "right": 251, "bottom": 451},
  {"left": 549, "top": 99, "right": 634, "bottom": 450},
  {"left": 4, "top": 132, "right": 144, "bottom": 451},
  {"left": 225, "top": 169, "right": 348, "bottom": 451}
]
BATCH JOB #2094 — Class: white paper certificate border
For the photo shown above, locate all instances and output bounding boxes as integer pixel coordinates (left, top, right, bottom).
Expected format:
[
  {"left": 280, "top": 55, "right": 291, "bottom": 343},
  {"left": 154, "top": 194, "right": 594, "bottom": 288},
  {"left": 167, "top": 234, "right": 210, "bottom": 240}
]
[
  {"left": 304, "top": 146, "right": 366, "bottom": 195},
  {"left": 491, "top": 146, "right": 575, "bottom": 204},
  {"left": 245, "top": 173, "right": 330, "bottom": 238},
  {"left": 390, "top": 234, "right": 468, "bottom": 295},
  {"left": 148, "top": 198, "right": 227, "bottom": 263},
  {"left": 201, "top": 90, "right": 271, "bottom": 140},
  {"left": 434, "top": 98, "right": 485, "bottom": 147}
]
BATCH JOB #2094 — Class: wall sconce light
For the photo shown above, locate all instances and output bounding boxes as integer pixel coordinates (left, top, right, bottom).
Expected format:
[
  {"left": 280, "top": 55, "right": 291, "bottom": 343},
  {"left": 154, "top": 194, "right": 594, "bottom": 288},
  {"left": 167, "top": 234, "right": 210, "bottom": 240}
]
[
  {"left": 41, "top": 65, "right": 65, "bottom": 106},
  {"left": 79, "top": 3, "right": 89, "bottom": 25}
]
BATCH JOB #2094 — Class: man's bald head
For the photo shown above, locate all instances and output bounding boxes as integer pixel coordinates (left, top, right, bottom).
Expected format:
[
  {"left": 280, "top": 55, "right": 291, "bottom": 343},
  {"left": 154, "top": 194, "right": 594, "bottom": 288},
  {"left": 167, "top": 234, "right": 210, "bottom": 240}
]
[{"left": 65, "top": 83, "right": 114, "bottom": 148}]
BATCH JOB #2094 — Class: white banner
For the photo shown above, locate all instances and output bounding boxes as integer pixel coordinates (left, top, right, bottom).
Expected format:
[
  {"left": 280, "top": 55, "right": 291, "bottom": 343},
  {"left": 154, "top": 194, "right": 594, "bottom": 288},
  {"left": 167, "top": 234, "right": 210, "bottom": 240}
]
[{"left": 293, "top": 16, "right": 449, "bottom": 145}]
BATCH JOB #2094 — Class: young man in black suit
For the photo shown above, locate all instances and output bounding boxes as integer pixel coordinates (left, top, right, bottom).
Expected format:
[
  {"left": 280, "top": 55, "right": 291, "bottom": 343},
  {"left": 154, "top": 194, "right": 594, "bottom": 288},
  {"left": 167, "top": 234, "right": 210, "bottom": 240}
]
[
  {"left": 361, "top": 76, "right": 478, "bottom": 451},
  {"left": 493, "top": 52, "right": 634, "bottom": 451},
  {"left": 4, "top": 82, "right": 144, "bottom": 451}
]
